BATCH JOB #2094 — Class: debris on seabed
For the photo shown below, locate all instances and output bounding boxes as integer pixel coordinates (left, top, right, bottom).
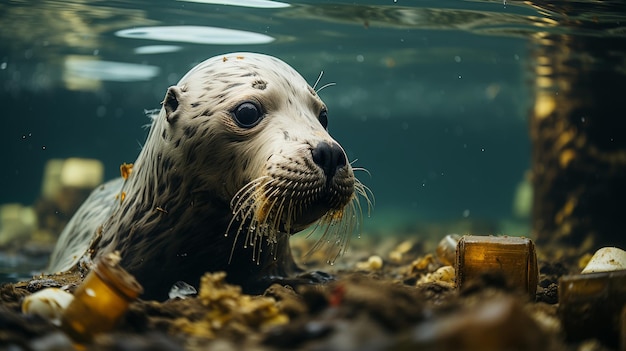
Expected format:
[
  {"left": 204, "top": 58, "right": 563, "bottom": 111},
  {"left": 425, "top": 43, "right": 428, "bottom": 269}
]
[
  {"left": 3, "top": 233, "right": 626, "bottom": 350},
  {"left": 580, "top": 246, "right": 626, "bottom": 273},
  {"left": 355, "top": 255, "right": 383, "bottom": 271},
  {"left": 61, "top": 251, "right": 143, "bottom": 343},
  {"left": 169, "top": 281, "right": 198, "bottom": 300},
  {"left": 22, "top": 287, "right": 74, "bottom": 326},
  {"left": 172, "top": 272, "right": 289, "bottom": 341}
]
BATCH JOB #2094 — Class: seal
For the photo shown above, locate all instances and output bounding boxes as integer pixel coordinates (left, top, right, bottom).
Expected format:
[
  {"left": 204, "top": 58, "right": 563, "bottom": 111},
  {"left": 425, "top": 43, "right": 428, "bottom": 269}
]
[{"left": 47, "top": 52, "right": 371, "bottom": 300}]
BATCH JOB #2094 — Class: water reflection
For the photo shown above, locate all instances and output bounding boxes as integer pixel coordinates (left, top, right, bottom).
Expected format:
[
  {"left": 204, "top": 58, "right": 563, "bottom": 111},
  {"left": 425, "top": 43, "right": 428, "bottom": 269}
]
[
  {"left": 0, "top": 1, "right": 157, "bottom": 56},
  {"left": 524, "top": 0, "right": 626, "bottom": 37},
  {"left": 0, "top": 0, "right": 157, "bottom": 94},
  {"left": 64, "top": 57, "right": 160, "bottom": 90},
  {"left": 134, "top": 45, "right": 183, "bottom": 55},
  {"left": 4, "top": 0, "right": 622, "bottom": 96},
  {"left": 279, "top": 2, "right": 555, "bottom": 37},
  {"left": 115, "top": 26, "right": 275, "bottom": 45},
  {"left": 177, "top": 0, "right": 289, "bottom": 8}
]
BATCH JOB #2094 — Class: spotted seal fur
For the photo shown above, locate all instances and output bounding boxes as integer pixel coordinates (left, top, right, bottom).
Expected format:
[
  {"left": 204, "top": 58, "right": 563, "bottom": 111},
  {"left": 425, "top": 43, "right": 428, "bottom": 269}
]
[{"left": 47, "top": 52, "right": 370, "bottom": 300}]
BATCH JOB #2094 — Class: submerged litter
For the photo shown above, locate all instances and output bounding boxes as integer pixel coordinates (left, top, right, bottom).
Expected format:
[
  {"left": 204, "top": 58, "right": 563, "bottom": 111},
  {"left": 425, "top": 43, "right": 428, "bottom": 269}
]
[{"left": 168, "top": 281, "right": 198, "bottom": 300}]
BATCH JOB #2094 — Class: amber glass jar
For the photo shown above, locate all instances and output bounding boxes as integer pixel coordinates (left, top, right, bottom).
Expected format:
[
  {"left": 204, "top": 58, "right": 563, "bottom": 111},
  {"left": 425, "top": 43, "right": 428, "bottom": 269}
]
[
  {"left": 61, "top": 253, "right": 143, "bottom": 342},
  {"left": 559, "top": 270, "right": 626, "bottom": 346},
  {"left": 456, "top": 235, "right": 538, "bottom": 298}
]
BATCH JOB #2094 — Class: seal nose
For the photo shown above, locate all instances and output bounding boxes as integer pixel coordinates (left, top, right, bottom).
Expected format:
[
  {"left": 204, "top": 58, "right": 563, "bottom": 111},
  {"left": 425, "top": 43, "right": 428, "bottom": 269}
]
[{"left": 311, "top": 141, "right": 347, "bottom": 179}]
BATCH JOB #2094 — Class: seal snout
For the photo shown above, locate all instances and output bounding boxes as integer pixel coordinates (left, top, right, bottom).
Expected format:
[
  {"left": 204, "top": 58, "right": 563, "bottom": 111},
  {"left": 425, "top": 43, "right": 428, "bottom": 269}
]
[{"left": 311, "top": 141, "right": 347, "bottom": 180}]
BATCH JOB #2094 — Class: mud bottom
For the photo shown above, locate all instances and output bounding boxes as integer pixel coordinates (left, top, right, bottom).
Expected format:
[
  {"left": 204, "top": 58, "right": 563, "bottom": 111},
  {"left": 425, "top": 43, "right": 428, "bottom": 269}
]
[{"left": 0, "top": 234, "right": 620, "bottom": 351}]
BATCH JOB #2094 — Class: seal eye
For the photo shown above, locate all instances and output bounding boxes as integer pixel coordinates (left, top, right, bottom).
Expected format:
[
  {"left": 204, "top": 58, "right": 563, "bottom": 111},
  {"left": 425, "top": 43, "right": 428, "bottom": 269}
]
[
  {"left": 232, "top": 102, "right": 263, "bottom": 128},
  {"left": 319, "top": 109, "right": 328, "bottom": 129}
]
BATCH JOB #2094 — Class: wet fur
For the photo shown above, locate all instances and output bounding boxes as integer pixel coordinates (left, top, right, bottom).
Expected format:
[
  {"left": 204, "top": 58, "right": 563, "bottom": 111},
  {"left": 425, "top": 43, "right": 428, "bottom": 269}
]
[{"left": 47, "top": 53, "right": 370, "bottom": 300}]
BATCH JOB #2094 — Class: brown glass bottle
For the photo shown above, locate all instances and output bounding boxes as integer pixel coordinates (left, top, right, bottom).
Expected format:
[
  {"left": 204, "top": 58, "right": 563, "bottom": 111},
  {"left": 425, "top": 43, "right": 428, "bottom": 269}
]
[{"left": 61, "top": 253, "right": 143, "bottom": 343}]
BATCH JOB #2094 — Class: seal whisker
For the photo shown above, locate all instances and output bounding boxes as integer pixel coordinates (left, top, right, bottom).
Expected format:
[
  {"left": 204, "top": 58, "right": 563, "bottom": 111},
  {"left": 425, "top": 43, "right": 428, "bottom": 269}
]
[
  {"left": 229, "top": 176, "right": 270, "bottom": 216},
  {"left": 354, "top": 178, "right": 375, "bottom": 215},
  {"left": 347, "top": 194, "right": 362, "bottom": 240},
  {"left": 261, "top": 188, "right": 285, "bottom": 235},
  {"left": 227, "top": 176, "right": 272, "bottom": 263},
  {"left": 142, "top": 109, "right": 159, "bottom": 129},
  {"left": 249, "top": 186, "right": 286, "bottom": 263},
  {"left": 307, "top": 209, "right": 349, "bottom": 264},
  {"left": 136, "top": 140, "right": 145, "bottom": 151},
  {"left": 316, "top": 82, "right": 336, "bottom": 94},
  {"left": 312, "top": 70, "right": 324, "bottom": 90},
  {"left": 281, "top": 197, "right": 293, "bottom": 233},
  {"left": 228, "top": 197, "right": 257, "bottom": 263},
  {"left": 229, "top": 176, "right": 301, "bottom": 264},
  {"left": 303, "top": 174, "right": 374, "bottom": 264},
  {"left": 269, "top": 195, "right": 287, "bottom": 233},
  {"left": 352, "top": 166, "right": 372, "bottom": 178}
]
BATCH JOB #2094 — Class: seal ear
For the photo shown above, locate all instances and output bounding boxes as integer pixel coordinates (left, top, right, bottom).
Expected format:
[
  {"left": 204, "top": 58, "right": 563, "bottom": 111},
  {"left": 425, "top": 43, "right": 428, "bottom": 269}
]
[{"left": 163, "top": 86, "right": 183, "bottom": 124}]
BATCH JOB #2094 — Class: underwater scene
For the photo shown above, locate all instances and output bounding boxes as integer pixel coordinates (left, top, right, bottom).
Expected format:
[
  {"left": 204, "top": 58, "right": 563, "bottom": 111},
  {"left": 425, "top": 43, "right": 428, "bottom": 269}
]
[{"left": 1, "top": 0, "right": 625, "bottom": 350}]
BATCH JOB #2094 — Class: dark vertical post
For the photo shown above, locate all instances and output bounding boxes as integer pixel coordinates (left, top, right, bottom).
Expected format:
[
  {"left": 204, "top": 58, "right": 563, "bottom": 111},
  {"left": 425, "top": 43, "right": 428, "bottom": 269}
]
[{"left": 529, "top": 31, "right": 626, "bottom": 249}]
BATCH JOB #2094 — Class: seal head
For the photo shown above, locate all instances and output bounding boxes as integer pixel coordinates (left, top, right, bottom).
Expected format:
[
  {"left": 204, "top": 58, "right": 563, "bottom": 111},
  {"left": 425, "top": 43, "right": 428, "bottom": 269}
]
[{"left": 47, "top": 53, "right": 369, "bottom": 300}]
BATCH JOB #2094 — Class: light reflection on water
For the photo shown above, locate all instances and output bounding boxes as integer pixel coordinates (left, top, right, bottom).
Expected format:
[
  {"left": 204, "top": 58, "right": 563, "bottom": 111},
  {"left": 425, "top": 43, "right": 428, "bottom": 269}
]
[{"left": 115, "top": 26, "right": 276, "bottom": 45}]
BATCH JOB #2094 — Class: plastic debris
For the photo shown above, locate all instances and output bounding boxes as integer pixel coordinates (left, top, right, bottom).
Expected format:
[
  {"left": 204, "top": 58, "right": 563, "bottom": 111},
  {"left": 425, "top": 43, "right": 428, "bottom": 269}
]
[
  {"left": 22, "top": 288, "right": 74, "bottom": 326},
  {"left": 168, "top": 281, "right": 197, "bottom": 300},
  {"left": 581, "top": 247, "right": 626, "bottom": 274},
  {"left": 436, "top": 234, "right": 460, "bottom": 266}
]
